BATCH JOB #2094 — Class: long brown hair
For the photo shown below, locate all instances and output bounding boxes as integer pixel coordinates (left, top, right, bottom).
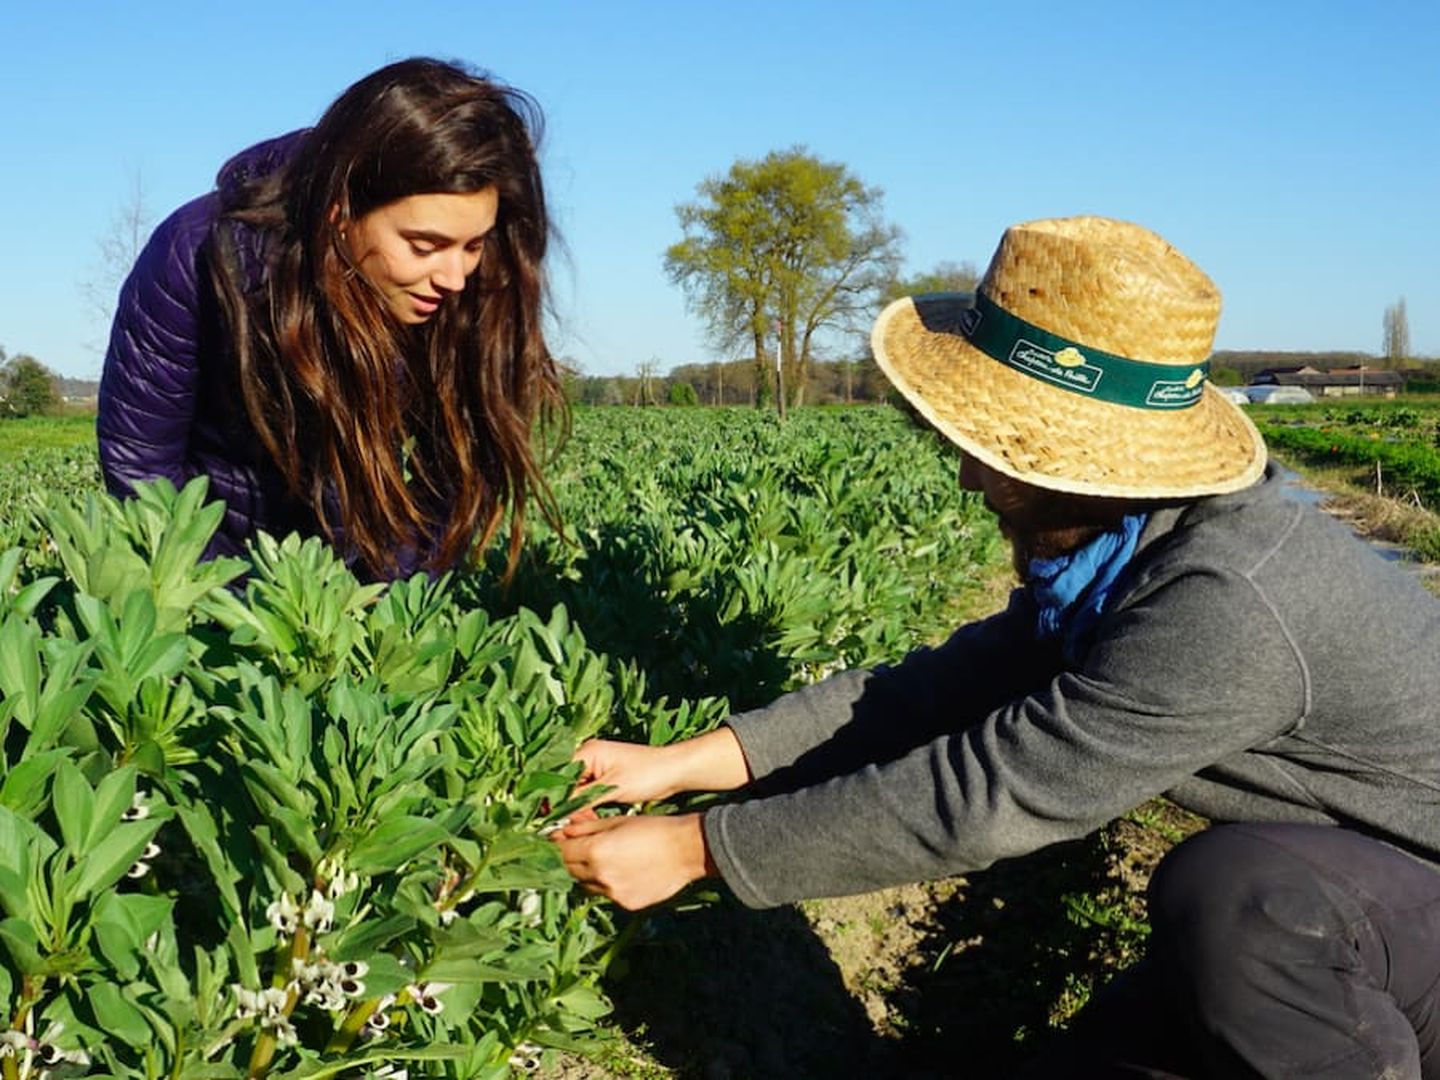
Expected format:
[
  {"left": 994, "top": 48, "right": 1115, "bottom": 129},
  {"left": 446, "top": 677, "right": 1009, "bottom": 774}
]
[{"left": 209, "top": 57, "right": 564, "bottom": 578}]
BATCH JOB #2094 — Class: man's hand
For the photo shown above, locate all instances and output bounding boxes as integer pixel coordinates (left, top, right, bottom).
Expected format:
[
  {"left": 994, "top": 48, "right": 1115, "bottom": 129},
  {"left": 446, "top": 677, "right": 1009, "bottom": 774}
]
[{"left": 553, "top": 812, "right": 712, "bottom": 911}]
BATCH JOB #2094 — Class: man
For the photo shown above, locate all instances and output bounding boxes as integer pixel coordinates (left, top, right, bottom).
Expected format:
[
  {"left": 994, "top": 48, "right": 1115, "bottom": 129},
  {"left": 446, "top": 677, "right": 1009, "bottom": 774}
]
[{"left": 555, "top": 217, "right": 1440, "bottom": 1077}]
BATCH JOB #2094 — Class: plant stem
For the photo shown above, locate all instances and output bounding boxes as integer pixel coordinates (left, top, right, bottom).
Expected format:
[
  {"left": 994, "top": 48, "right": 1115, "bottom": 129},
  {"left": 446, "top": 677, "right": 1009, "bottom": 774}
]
[
  {"left": 244, "top": 924, "right": 310, "bottom": 1079},
  {"left": 323, "top": 997, "right": 379, "bottom": 1055},
  {"left": 3, "top": 976, "right": 42, "bottom": 1080}
]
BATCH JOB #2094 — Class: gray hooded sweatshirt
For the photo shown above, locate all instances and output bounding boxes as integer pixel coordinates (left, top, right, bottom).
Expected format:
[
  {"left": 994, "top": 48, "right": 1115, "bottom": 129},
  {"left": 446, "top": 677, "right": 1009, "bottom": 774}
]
[{"left": 704, "top": 465, "right": 1440, "bottom": 909}]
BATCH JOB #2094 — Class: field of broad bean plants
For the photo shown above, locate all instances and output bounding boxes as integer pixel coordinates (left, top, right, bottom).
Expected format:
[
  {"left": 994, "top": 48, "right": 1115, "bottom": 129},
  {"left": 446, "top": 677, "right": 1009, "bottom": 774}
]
[{"left": 0, "top": 407, "right": 1005, "bottom": 1078}]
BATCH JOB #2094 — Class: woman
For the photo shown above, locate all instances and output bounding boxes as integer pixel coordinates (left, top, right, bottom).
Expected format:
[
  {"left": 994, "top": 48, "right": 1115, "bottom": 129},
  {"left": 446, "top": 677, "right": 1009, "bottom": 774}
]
[{"left": 98, "top": 57, "right": 564, "bottom": 580}]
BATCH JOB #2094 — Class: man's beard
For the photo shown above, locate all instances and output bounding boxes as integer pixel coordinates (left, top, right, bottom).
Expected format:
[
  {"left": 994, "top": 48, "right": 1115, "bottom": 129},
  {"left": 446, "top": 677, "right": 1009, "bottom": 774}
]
[{"left": 1006, "top": 522, "right": 1112, "bottom": 580}]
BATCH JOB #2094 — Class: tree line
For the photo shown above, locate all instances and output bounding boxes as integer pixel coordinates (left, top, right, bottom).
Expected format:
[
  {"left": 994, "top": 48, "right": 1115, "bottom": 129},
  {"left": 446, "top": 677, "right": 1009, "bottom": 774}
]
[
  {"left": 10, "top": 151, "right": 1431, "bottom": 421},
  {"left": 565, "top": 354, "right": 899, "bottom": 407}
]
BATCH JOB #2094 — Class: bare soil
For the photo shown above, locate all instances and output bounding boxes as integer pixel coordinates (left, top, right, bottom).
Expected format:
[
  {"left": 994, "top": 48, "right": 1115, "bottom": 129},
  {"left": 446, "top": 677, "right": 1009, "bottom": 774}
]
[
  {"left": 543, "top": 462, "right": 1437, "bottom": 1080},
  {"left": 546, "top": 800, "right": 1206, "bottom": 1080}
]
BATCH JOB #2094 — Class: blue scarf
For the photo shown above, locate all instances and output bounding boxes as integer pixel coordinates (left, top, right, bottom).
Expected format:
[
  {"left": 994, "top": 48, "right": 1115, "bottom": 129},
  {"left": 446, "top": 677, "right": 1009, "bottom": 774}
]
[{"left": 1028, "top": 513, "right": 1147, "bottom": 661}]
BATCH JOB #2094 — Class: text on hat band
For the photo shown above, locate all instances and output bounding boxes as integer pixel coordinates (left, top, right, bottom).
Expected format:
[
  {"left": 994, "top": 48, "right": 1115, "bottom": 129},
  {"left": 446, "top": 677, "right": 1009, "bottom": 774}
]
[{"left": 959, "top": 292, "right": 1209, "bottom": 410}]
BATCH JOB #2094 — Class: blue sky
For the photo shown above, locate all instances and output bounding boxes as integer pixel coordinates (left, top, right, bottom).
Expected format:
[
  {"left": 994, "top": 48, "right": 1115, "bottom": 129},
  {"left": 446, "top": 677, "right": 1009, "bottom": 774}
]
[{"left": 2, "top": 1, "right": 1436, "bottom": 379}]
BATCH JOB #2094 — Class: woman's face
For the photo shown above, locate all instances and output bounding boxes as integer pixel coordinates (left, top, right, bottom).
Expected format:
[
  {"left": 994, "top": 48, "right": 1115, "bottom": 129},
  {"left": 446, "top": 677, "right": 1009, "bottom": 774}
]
[{"left": 344, "top": 187, "right": 500, "bottom": 324}]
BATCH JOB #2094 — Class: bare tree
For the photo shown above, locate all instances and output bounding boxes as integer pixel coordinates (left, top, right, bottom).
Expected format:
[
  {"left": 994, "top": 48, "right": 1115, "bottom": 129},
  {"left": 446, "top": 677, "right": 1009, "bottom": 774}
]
[
  {"left": 1382, "top": 298, "right": 1411, "bottom": 369},
  {"left": 80, "top": 172, "right": 154, "bottom": 353},
  {"left": 634, "top": 359, "right": 660, "bottom": 406}
]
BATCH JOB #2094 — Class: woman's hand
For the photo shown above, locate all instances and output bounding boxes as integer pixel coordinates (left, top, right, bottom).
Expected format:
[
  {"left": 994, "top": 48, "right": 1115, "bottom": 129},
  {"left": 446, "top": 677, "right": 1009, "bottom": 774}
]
[
  {"left": 572, "top": 739, "right": 685, "bottom": 807},
  {"left": 572, "top": 727, "right": 752, "bottom": 809},
  {"left": 553, "top": 812, "right": 712, "bottom": 911}
]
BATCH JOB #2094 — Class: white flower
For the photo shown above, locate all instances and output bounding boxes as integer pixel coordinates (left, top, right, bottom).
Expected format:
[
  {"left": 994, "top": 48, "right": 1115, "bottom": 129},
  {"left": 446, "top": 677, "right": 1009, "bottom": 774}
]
[
  {"left": 121, "top": 790, "right": 150, "bottom": 821},
  {"left": 125, "top": 841, "right": 162, "bottom": 880},
  {"left": 362, "top": 994, "right": 396, "bottom": 1040},
  {"left": 233, "top": 985, "right": 289, "bottom": 1021},
  {"left": 518, "top": 889, "right": 543, "bottom": 926},
  {"left": 32, "top": 1022, "right": 89, "bottom": 1069},
  {"left": 316, "top": 855, "right": 360, "bottom": 899},
  {"left": 303, "top": 982, "right": 347, "bottom": 1012},
  {"left": 0, "top": 1030, "right": 27, "bottom": 1058},
  {"left": 507, "top": 1042, "right": 543, "bottom": 1072},
  {"left": 271, "top": 1016, "right": 299, "bottom": 1047},
  {"left": 34, "top": 1038, "right": 91, "bottom": 1068},
  {"left": 266, "top": 893, "right": 301, "bottom": 936},
  {"left": 301, "top": 889, "right": 335, "bottom": 933},
  {"left": 406, "top": 980, "right": 452, "bottom": 1016},
  {"left": 232, "top": 984, "right": 300, "bottom": 1046},
  {"left": 291, "top": 956, "right": 368, "bottom": 1012}
]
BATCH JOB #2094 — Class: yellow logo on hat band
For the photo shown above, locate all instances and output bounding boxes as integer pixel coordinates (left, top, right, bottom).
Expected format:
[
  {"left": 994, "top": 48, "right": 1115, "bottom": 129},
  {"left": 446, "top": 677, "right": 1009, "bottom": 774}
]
[{"left": 960, "top": 292, "right": 1209, "bottom": 411}]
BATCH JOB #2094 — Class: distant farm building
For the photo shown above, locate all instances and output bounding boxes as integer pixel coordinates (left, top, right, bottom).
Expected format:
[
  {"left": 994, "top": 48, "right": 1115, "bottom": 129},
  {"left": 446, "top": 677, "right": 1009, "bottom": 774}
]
[{"left": 1250, "top": 365, "right": 1404, "bottom": 399}]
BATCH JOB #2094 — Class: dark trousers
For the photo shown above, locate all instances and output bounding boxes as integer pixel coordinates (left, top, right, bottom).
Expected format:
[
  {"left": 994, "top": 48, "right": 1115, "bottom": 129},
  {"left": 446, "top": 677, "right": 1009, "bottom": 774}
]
[{"left": 1020, "top": 823, "right": 1440, "bottom": 1079}]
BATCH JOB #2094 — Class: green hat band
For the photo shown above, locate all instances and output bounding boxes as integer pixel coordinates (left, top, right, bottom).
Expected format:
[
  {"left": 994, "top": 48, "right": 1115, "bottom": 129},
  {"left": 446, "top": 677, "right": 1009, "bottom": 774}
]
[{"left": 959, "top": 292, "right": 1208, "bottom": 410}]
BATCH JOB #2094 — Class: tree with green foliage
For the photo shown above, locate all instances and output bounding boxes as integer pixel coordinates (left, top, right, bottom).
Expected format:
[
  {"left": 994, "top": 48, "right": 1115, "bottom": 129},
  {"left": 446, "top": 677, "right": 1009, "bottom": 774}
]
[
  {"left": 667, "top": 380, "right": 699, "bottom": 406},
  {"left": 0, "top": 352, "right": 60, "bottom": 417},
  {"left": 665, "top": 148, "right": 902, "bottom": 409},
  {"left": 883, "top": 260, "right": 982, "bottom": 304}
]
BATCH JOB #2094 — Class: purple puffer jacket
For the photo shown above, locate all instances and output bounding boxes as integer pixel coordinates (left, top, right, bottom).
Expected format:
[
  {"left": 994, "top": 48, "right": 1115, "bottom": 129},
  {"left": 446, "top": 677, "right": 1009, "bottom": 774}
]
[{"left": 97, "top": 132, "right": 425, "bottom": 580}]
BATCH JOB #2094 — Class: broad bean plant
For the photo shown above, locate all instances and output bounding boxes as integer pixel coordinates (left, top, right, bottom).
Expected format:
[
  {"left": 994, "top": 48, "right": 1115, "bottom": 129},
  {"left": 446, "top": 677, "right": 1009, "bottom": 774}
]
[{"left": 0, "top": 407, "right": 1002, "bottom": 1076}]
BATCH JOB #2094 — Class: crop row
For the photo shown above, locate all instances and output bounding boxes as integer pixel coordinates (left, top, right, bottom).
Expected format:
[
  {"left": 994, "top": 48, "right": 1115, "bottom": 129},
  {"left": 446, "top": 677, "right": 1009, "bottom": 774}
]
[
  {"left": 0, "top": 406, "right": 1003, "bottom": 1076},
  {"left": 1253, "top": 407, "right": 1440, "bottom": 511}
]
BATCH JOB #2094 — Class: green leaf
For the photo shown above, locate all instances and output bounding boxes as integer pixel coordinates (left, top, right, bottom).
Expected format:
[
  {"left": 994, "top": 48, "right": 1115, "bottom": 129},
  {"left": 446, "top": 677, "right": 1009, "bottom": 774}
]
[
  {"left": 347, "top": 816, "right": 451, "bottom": 875},
  {"left": 0, "top": 917, "right": 44, "bottom": 975},
  {"left": 172, "top": 802, "right": 243, "bottom": 924},
  {"left": 428, "top": 916, "right": 510, "bottom": 959},
  {"left": 91, "top": 892, "right": 174, "bottom": 981},
  {"left": 552, "top": 982, "right": 613, "bottom": 1022},
  {"left": 72, "top": 818, "right": 162, "bottom": 899},
  {"left": 0, "top": 805, "right": 51, "bottom": 915},
  {"left": 250, "top": 825, "right": 307, "bottom": 897},
  {"left": 87, "top": 980, "right": 152, "bottom": 1047},
  {"left": 422, "top": 950, "right": 550, "bottom": 984},
  {"left": 327, "top": 913, "right": 415, "bottom": 963},
  {"left": 341, "top": 951, "right": 412, "bottom": 997},
  {"left": 247, "top": 793, "right": 323, "bottom": 867},
  {"left": 88, "top": 765, "right": 138, "bottom": 851},
  {"left": 0, "top": 748, "right": 69, "bottom": 817},
  {"left": 225, "top": 917, "right": 260, "bottom": 989},
  {"left": 51, "top": 759, "right": 96, "bottom": 856},
  {"left": 0, "top": 867, "right": 27, "bottom": 921}
]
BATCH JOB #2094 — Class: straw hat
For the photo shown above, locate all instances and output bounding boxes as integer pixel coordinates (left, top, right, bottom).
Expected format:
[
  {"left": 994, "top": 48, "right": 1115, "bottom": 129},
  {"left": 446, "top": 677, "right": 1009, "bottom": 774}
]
[{"left": 872, "top": 216, "right": 1266, "bottom": 499}]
